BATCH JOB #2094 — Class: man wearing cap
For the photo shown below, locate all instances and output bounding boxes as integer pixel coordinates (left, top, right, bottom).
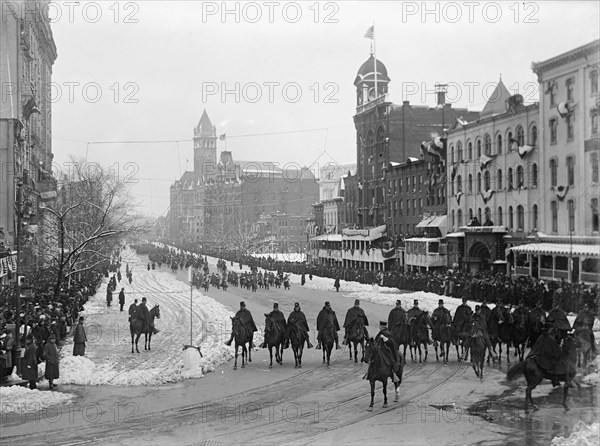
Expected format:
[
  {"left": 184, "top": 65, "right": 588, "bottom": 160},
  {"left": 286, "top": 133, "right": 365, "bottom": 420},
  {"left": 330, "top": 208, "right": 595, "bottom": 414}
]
[
  {"left": 452, "top": 297, "right": 473, "bottom": 335},
  {"left": 406, "top": 299, "right": 423, "bottom": 323},
  {"left": 317, "top": 302, "right": 341, "bottom": 350},
  {"left": 261, "top": 303, "right": 287, "bottom": 348},
  {"left": 128, "top": 299, "right": 138, "bottom": 324},
  {"left": 480, "top": 299, "right": 492, "bottom": 323},
  {"left": 526, "top": 323, "right": 562, "bottom": 386},
  {"left": 119, "top": 288, "right": 126, "bottom": 312},
  {"left": 44, "top": 333, "right": 60, "bottom": 389},
  {"left": 225, "top": 302, "right": 257, "bottom": 347},
  {"left": 136, "top": 297, "right": 151, "bottom": 334},
  {"left": 573, "top": 303, "right": 596, "bottom": 354},
  {"left": 431, "top": 299, "right": 452, "bottom": 340},
  {"left": 462, "top": 305, "right": 496, "bottom": 361},
  {"left": 512, "top": 300, "right": 530, "bottom": 326},
  {"left": 343, "top": 300, "right": 369, "bottom": 345},
  {"left": 286, "top": 302, "right": 313, "bottom": 349},
  {"left": 373, "top": 321, "right": 401, "bottom": 383},
  {"left": 23, "top": 335, "right": 38, "bottom": 389},
  {"left": 388, "top": 300, "right": 408, "bottom": 333},
  {"left": 547, "top": 300, "right": 571, "bottom": 343},
  {"left": 528, "top": 300, "right": 546, "bottom": 347},
  {"left": 73, "top": 317, "right": 87, "bottom": 356}
]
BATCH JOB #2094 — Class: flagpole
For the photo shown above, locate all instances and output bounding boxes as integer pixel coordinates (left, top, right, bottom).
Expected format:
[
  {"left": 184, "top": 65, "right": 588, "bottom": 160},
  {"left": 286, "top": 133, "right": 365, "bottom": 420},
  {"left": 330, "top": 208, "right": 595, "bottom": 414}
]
[
  {"left": 189, "top": 266, "right": 193, "bottom": 345},
  {"left": 372, "top": 22, "right": 377, "bottom": 100}
]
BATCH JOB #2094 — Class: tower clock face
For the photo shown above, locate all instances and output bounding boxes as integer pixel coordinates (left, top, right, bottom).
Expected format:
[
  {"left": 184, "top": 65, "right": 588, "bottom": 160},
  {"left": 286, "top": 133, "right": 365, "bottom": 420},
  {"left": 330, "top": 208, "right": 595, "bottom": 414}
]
[{"left": 368, "top": 88, "right": 376, "bottom": 100}]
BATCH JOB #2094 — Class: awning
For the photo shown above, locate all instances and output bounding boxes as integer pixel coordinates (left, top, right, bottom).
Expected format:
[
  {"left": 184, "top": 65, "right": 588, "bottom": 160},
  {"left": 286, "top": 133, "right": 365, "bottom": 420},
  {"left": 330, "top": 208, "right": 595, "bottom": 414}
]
[
  {"left": 310, "top": 234, "right": 342, "bottom": 242},
  {"left": 416, "top": 215, "right": 448, "bottom": 237},
  {"left": 342, "top": 225, "right": 386, "bottom": 241},
  {"left": 509, "top": 243, "right": 600, "bottom": 258}
]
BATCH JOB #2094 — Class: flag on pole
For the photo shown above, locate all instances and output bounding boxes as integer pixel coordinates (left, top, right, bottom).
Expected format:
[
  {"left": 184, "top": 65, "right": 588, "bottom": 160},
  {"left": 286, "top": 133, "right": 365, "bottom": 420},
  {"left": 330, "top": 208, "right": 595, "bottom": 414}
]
[{"left": 364, "top": 25, "right": 374, "bottom": 39}]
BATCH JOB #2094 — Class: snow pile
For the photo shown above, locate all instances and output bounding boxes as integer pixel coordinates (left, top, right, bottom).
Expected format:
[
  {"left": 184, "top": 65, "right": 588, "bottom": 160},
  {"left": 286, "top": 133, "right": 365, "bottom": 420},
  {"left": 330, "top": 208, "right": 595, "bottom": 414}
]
[
  {"left": 551, "top": 421, "right": 600, "bottom": 446},
  {"left": 251, "top": 252, "right": 306, "bottom": 262},
  {"left": 581, "top": 356, "right": 600, "bottom": 385},
  {"left": 0, "top": 386, "right": 76, "bottom": 414},
  {"left": 54, "top": 247, "right": 262, "bottom": 386}
]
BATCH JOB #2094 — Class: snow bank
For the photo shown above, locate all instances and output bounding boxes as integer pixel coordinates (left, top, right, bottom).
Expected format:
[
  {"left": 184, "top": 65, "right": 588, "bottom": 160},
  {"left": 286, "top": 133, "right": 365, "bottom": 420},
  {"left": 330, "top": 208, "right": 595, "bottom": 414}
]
[
  {"left": 551, "top": 421, "right": 600, "bottom": 446},
  {"left": 0, "top": 386, "right": 76, "bottom": 414},
  {"left": 581, "top": 356, "right": 600, "bottom": 385}
]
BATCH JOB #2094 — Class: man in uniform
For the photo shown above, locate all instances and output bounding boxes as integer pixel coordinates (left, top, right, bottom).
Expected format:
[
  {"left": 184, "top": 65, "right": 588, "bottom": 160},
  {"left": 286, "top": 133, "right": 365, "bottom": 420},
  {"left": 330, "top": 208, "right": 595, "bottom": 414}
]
[
  {"left": 526, "top": 323, "right": 562, "bottom": 386},
  {"left": 479, "top": 299, "right": 492, "bottom": 323},
  {"left": 118, "top": 288, "right": 126, "bottom": 312},
  {"left": 387, "top": 300, "right": 408, "bottom": 332},
  {"left": 225, "top": 301, "right": 257, "bottom": 348},
  {"left": 462, "top": 305, "right": 496, "bottom": 360},
  {"left": 261, "top": 303, "right": 287, "bottom": 348},
  {"left": 547, "top": 300, "right": 571, "bottom": 343},
  {"left": 573, "top": 303, "right": 596, "bottom": 354},
  {"left": 286, "top": 302, "right": 313, "bottom": 349},
  {"left": 316, "top": 301, "right": 341, "bottom": 350},
  {"left": 406, "top": 299, "right": 423, "bottom": 323},
  {"left": 136, "top": 297, "right": 150, "bottom": 333},
  {"left": 431, "top": 299, "right": 452, "bottom": 340},
  {"left": 512, "top": 300, "right": 530, "bottom": 326},
  {"left": 128, "top": 299, "right": 138, "bottom": 323},
  {"left": 343, "top": 299, "right": 369, "bottom": 345},
  {"left": 453, "top": 297, "right": 473, "bottom": 335},
  {"left": 373, "top": 321, "right": 400, "bottom": 383}
]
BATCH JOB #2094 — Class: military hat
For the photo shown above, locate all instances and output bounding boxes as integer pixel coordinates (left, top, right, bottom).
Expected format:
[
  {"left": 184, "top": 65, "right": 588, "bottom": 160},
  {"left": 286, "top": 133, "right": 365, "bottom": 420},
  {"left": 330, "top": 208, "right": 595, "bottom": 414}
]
[
  {"left": 396, "top": 300, "right": 401, "bottom": 306},
  {"left": 49, "top": 333, "right": 57, "bottom": 340},
  {"left": 354, "top": 299, "right": 360, "bottom": 305},
  {"left": 294, "top": 302, "right": 300, "bottom": 308},
  {"left": 481, "top": 299, "right": 487, "bottom": 304},
  {"left": 142, "top": 297, "right": 147, "bottom": 302},
  {"left": 325, "top": 301, "right": 331, "bottom": 306},
  {"left": 413, "top": 299, "right": 419, "bottom": 305},
  {"left": 462, "top": 297, "right": 468, "bottom": 302},
  {"left": 273, "top": 303, "right": 278, "bottom": 309},
  {"left": 240, "top": 301, "right": 246, "bottom": 307},
  {"left": 438, "top": 299, "right": 444, "bottom": 304}
]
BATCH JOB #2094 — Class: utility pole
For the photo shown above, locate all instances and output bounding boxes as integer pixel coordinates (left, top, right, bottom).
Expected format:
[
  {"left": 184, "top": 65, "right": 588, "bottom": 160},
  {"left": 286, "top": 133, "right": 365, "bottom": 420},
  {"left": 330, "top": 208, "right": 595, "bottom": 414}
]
[{"left": 14, "top": 180, "right": 23, "bottom": 376}]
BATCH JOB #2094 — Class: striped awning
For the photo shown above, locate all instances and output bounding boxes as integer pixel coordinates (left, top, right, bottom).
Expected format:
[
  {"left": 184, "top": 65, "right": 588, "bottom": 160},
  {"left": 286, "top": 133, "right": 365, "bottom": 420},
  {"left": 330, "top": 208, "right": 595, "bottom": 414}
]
[{"left": 509, "top": 243, "right": 600, "bottom": 257}]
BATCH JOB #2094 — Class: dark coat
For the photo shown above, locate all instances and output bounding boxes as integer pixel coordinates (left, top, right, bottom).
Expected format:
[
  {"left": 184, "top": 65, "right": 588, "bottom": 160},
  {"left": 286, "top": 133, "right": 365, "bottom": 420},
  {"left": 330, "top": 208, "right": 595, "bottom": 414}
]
[
  {"left": 547, "top": 308, "right": 571, "bottom": 331},
  {"left": 287, "top": 309, "right": 309, "bottom": 332},
  {"left": 22, "top": 343, "right": 38, "bottom": 381},
  {"left": 343, "top": 306, "right": 369, "bottom": 328},
  {"left": 407, "top": 306, "right": 423, "bottom": 322},
  {"left": 128, "top": 303, "right": 138, "bottom": 321},
  {"left": 453, "top": 303, "right": 472, "bottom": 329},
  {"left": 268, "top": 309, "right": 287, "bottom": 330},
  {"left": 136, "top": 303, "right": 150, "bottom": 330},
  {"left": 374, "top": 328, "right": 400, "bottom": 364},
  {"left": 73, "top": 323, "right": 87, "bottom": 356},
  {"left": 527, "top": 330, "right": 562, "bottom": 370},
  {"left": 388, "top": 307, "right": 408, "bottom": 330},
  {"left": 119, "top": 290, "right": 125, "bottom": 304},
  {"left": 317, "top": 307, "right": 341, "bottom": 332},
  {"left": 43, "top": 341, "right": 59, "bottom": 380},
  {"left": 235, "top": 308, "right": 257, "bottom": 332}
]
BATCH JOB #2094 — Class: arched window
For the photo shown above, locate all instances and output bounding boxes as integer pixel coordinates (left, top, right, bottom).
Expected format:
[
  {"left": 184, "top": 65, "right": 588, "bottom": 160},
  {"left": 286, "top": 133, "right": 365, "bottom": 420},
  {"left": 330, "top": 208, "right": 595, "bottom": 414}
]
[
  {"left": 498, "top": 206, "right": 503, "bottom": 226},
  {"left": 484, "top": 207, "right": 491, "bottom": 224},
  {"left": 508, "top": 206, "right": 514, "bottom": 230},
  {"left": 456, "top": 175, "right": 462, "bottom": 193},
  {"left": 517, "top": 166, "right": 524, "bottom": 188},
  {"left": 477, "top": 172, "right": 482, "bottom": 192},
  {"left": 517, "top": 205, "right": 524, "bottom": 231},
  {"left": 496, "top": 133, "right": 503, "bottom": 154},
  {"left": 516, "top": 126, "right": 525, "bottom": 146},
  {"left": 532, "top": 204, "right": 538, "bottom": 230},
  {"left": 592, "top": 152, "right": 599, "bottom": 183},
  {"left": 508, "top": 168, "right": 514, "bottom": 190},
  {"left": 468, "top": 141, "right": 473, "bottom": 160},
  {"left": 477, "top": 208, "right": 482, "bottom": 224},
  {"left": 484, "top": 170, "right": 491, "bottom": 190},
  {"left": 468, "top": 174, "right": 473, "bottom": 194},
  {"left": 476, "top": 139, "right": 482, "bottom": 158},
  {"left": 550, "top": 158, "right": 558, "bottom": 186},
  {"left": 531, "top": 163, "right": 538, "bottom": 188},
  {"left": 450, "top": 144, "right": 455, "bottom": 163},
  {"left": 530, "top": 124, "right": 538, "bottom": 146},
  {"left": 457, "top": 209, "right": 463, "bottom": 228},
  {"left": 484, "top": 134, "right": 492, "bottom": 155},
  {"left": 457, "top": 141, "right": 463, "bottom": 161},
  {"left": 506, "top": 130, "right": 513, "bottom": 149},
  {"left": 497, "top": 169, "right": 503, "bottom": 190},
  {"left": 468, "top": 208, "right": 473, "bottom": 222}
]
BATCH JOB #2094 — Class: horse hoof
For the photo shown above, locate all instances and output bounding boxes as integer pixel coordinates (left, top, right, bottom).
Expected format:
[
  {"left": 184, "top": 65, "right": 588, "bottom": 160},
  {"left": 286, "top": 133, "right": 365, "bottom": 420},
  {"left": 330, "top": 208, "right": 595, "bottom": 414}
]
[
  {"left": 367, "top": 406, "right": 373, "bottom": 412},
  {"left": 233, "top": 366, "right": 237, "bottom": 370},
  {"left": 394, "top": 396, "right": 399, "bottom": 402},
  {"left": 383, "top": 403, "right": 388, "bottom": 408},
  {"left": 564, "top": 405, "right": 570, "bottom": 411},
  {"left": 299, "top": 364, "right": 302, "bottom": 368},
  {"left": 241, "top": 364, "right": 245, "bottom": 368},
  {"left": 269, "top": 365, "right": 272, "bottom": 369}
]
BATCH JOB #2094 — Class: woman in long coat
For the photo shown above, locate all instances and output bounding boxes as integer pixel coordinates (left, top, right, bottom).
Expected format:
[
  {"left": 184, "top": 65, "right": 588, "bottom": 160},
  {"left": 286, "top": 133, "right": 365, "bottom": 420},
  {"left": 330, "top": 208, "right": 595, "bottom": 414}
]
[
  {"left": 73, "top": 317, "right": 87, "bottom": 356},
  {"left": 22, "top": 336, "right": 39, "bottom": 389},
  {"left": 43, "top": 334, "right": 59, "bottom": 389}
]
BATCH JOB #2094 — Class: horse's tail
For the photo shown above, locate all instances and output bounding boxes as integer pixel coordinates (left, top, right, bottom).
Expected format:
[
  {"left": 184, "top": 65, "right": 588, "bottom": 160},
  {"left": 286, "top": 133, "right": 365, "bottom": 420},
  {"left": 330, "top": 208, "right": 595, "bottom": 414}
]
[{"left": 506, "top": 360, "right": 526, "bottom": 381}]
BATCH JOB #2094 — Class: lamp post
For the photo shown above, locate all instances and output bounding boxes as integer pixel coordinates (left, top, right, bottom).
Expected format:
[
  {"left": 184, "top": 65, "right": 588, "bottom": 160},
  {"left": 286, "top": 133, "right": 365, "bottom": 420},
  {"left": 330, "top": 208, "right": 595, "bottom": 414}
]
[{"left": 14, "top": 180, "right": 24, "bottom": 376}]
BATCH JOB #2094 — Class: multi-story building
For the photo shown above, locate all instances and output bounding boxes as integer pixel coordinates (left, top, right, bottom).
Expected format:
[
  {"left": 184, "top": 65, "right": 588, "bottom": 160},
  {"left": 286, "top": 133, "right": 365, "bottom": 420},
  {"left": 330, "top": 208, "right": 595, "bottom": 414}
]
[
  {"left": 319, "top": 161, "right": 355, "bottom": 201},
  {"left": 510, "top": 40, "right": 600, "bottom": 283},
  {"left": 445, "top": 80, "right": 541, "bottom": 273},
  {"left": 1, "top": 0, "right": 58, "bottom": 279},
  {"left": 322, "top": 197, "right": 345, "bottom": 234},
  {"left": 344, "top": 53, "right": 479, "bottom": 229}
]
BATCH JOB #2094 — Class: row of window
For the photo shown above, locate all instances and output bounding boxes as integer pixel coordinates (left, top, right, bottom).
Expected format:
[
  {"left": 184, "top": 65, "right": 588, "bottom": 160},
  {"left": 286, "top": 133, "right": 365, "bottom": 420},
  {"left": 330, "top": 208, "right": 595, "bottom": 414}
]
[
  {"left": 449, "top": 124, "right": 537, "bottom": 162},
  {"left": 452, "top": 164, "right": 538, "bottom": 195},
  {"left": 549, "top": 156, "right": 581, "bottom": 187},
  {"left": 451, "top": 205, "right": 537, "bottom": 232},
  {"left": 547, "top": 70, "right": 599, "bottom": 106}
]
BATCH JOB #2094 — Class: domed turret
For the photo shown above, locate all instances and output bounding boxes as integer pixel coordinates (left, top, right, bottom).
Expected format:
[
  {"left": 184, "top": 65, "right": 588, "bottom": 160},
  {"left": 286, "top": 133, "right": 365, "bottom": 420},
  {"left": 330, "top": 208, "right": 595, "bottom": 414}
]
[{"left": 354, "top": 55, "right": 390, "bottom": 107}]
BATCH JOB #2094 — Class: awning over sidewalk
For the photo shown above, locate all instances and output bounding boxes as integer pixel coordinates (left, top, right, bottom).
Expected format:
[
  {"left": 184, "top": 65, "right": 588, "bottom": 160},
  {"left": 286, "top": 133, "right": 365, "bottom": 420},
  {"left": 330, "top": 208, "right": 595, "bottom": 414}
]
[
  {"left": 416, "top": 215, "right": 448, "bottom": 237},
  {"left": 509, "top": 243, "right": 600, "bottom": 257}
]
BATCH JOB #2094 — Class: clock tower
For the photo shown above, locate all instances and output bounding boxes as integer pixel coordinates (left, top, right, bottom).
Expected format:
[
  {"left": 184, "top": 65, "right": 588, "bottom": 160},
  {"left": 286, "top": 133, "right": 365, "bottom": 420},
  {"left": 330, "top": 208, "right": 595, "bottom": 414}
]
[{"left": 193, "top": 109, "right": 217, "bottom": 181}]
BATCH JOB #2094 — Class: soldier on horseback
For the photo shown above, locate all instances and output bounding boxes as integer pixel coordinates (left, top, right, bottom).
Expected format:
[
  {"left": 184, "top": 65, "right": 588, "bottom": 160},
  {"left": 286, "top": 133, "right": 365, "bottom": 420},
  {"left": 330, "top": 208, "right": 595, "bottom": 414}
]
[
  {"left": 225, "top": 302, "right": 257, "bottom": 348},
  {"left": 128, "top": 299, "right": 138, "bottom": 323},
  {"left": 574, "top": 303, "right": 596, "bottom": 354},
  {"left": 462, "top": 305, "right": 496, "bottom": 360},
  {"left": 374, "top": 321, "right": 400, "bottom": 383},
  {"left": 316, "top": 302, "right": 341, "bottom": 350},
  {"left": 260, "top": 303, "right": 287, "bottom": 348},
  {"left": 286, "top": 302, "right": 313, "bottom": 349},
  {"left": 343, "top": 299, "right": 369, "bottom": 345},
  {"left": 431, "top": 299, "right": 451, "bottom": 339},
  {"left": 387, "top": 300, "right": 408, "bottom": 332},
  {"left": 453, "top": 297, "right": 473, "bottom": 334},
  {"left": 526, "top": 323, "right": 562, "bottom": 386},
  {"left": 547, "top": 300, "right": 572, "bottom": 344}
]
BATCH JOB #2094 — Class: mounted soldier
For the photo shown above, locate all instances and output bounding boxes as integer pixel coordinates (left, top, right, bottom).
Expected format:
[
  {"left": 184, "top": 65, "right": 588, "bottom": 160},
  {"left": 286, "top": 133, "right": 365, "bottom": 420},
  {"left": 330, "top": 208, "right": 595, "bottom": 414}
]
[
  {"left": 374, "top": 321, "right": 400, "bottom": 383},
  {"left": 260, "top": 303, "right": 287, "bottom": 348},
  {"left": 431, "top": 299, "right": 452, "bottom": 340},
  {"left": 316, "top": 301, "right": 341, "bottom": 350},
  {"left": 343, "top": 299, "right": 369, "bottom": 345},
  {"left": 526, "top": 323, "right": 563, "bottom": 386},
  {"left": 453, "top": 297, "right": 473, "bottom": 334},
  {"left": 225, "top": 302, "right": 257, "bottom": 348},
  {"left": 547, "top": 300, "right": 571, "bottom": 343},
  {"left": 286, "top": 302, "right": 313, "bottom": 349},
  {"left": 462, "top": 305, "right": 496, "bottom": 360}
]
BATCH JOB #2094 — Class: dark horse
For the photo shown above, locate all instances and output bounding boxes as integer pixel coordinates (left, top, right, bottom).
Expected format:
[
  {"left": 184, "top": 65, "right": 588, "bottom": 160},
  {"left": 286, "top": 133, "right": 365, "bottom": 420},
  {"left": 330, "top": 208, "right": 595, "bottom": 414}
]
[
  {"left": 347, "top": 316, "right": 367, "bottom": 365},
  {"left": 432, "top": 312, "right": 453, "bottom": 364},
  {"left": 512, "top": 311, "right": 529, "bottom": 362},
  {"left": 130, "top": 305, "right": 161, "bottom": 353},
  {"left": 288, "top": 319, "right": 307, "bottom": 368},
  {"left": 263, "top": 314, "right": 284, "bottom": 368},
  {"left": 390, "top": 318, "right": 410, "bottom": 365},
  {"left": 364, "top": 337, "right": 404, "bottom": 411},
  {"left": 507, "top": 334, "right": 580, "bottom": 411},
  {"left": 231, "top": 316, "right": 253, "bottom": 370},
  {"left": 320, "top": 312, "right": 336, "bottom": 367},
  {"left": 409, "top": 312, "right": 433, "bottom": 363},
  {"left": 489, "top": 306, "right": 513, "bottom": 363}
]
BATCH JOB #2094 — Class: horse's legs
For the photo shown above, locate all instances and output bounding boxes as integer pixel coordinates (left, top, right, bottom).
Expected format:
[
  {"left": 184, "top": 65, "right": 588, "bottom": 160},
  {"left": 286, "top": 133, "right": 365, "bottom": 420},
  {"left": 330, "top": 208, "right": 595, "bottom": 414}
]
[
  {"left": 455, "top": 343, "right": 461, "bottom": 362},
  {"left": 423, "top": 344, "right": 428, "bottom": 362},
  {"left": 131, "top": 333, "right": 135, "bottom": 354},
  {"left": 135, "top": 333, "right": 141, "bottom": 353},
  {"left": 298, "top": 346, "right": 303, "bottom": 368},
  {"left": 505, "top": 342, "right": 510, "bottom": 363},
  {"left": 269, "top": 345, "right": 273, "bottom": 368},
  {"left": 403, "top": 345, "right": 408, "bottom": 364},
  {"left": 382, "top": 379, "right": 388, "bottom": 408},
  {"left": 360, "top": 342, "right": 365, "bottom": 363},
  {"left": 563, "top": 379, "right": 570, "bottom": 410},
  {"left": 349, "top": 341, "right": 353, "bottom": 360},
  {"left": 322, "top": 347, "right": 326, "bottom": 364},
  {"left": 354, "top": 343, "right": 359, "bottom": 365},
  {"left": 241, "top": 345, "right": 247, "bottom": 368},
  {"left": 248, "top": 336, "right": 253, "bottom": 362},
  {"left": 368, "top": 380, "right": 375, "bottom": 411},
  {"left": 434, "top": 341, "right": 440, "bottom": 362},
  {"left": 233, "top": 344, "right": 238, "bottom": 370},
  {"left": 148, "top": 332, "right": 152, "bottom": 351},
  {"left": 418, "top": 345, "right": 422, "bottom": 363}
]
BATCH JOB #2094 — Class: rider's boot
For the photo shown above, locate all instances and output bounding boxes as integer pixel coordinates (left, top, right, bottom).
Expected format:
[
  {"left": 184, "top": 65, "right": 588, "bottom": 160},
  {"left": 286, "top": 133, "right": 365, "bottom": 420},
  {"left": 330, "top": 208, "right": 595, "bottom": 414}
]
[
  {"left": 306, "top": 334, "right": 313, "bottom": 349},
  {"left": 284, "top": 336, "right": 290, "bottom": 349},
  {"left": 342, "top": 333, "right": 348, "bottom": 345},
  {"left": 225, "top": 333, "right": 233, "bottom": 346},
  {"left": 316, "top": 340, "right": 322, "bottom": 350}
]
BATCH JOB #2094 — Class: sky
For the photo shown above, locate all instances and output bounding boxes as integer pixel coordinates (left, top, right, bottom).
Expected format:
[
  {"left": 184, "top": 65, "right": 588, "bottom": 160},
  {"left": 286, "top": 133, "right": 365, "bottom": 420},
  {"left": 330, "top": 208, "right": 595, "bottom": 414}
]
[{"left": 47, "top": 1, "right": 600, "bottom": 218}]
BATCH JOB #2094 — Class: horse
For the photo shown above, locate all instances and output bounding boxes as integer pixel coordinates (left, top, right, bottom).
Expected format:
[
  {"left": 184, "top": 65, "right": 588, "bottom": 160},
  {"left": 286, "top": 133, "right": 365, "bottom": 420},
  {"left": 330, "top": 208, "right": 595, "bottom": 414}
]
[
  {"left": 130, "top": 305, "right": 161, "bottom": 353},
  {"left": 408, "top": 311, "right": 433, "bottom": 363},
  {"left": 575, "top": 326, "right": 593, "bottom": 368},
  {"left": 512, "top": 311, "right": 529, "bottom": 362},
  {"left": 507, "top": 334, "right": 581, "bottom": 411},
  {"left": 489, "top": 306, "right": 513, "bottom": 363},
  {"left": 320, "top": 312, "right": 336, "bottom": 367},
  {"left": 263, "top": 314, "right": 285, "bottom": 368},
  {"left": 390, "top": 318, "right": 411, "bottom": 365},
  {"left": 432, "top": 311, "right": 453, "bottom": 364},
  {"left": 364, "top": 337, "right": 404, "bottom": 411},
  {"left": 452, "top": 318, "right": 470, "bottom": 362},
  {"left": 288, "top": 319, "right": 307, "bottom": 368},
  {"left": 346, "top": 316, "right": 367, "bottom": 365},
  {"left": 231, "top": 316, "right": 253, "bottom": 370},
  {"left": 468, "top": 329, "right": 486, "bottom": 381}
]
